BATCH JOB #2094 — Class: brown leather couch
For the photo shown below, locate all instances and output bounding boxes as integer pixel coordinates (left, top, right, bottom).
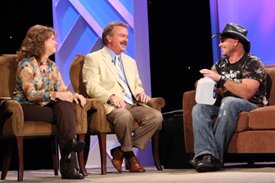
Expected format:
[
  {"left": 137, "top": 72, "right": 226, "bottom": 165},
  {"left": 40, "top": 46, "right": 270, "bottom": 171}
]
[
  {"left": 182, "top": 66, "right": 275, "bottom": 160},
  {"left": 0, "top": 54, "right": 91, "bottom": 181}
]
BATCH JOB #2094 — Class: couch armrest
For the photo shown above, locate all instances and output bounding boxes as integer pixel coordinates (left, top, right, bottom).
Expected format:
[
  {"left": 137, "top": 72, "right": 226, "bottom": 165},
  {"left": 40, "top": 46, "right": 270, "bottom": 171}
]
[
  {"left": 0, "top": 99, "right": 24, "bottom": 136},
  {"left": 249, "top": 105, "right": 275, "bottom": 129},
  {"left": 183, "top": 90, "right": 196, "bottom": 153},
  {"left": 147, "top": 97, "right": 166, "bottom": 111}
]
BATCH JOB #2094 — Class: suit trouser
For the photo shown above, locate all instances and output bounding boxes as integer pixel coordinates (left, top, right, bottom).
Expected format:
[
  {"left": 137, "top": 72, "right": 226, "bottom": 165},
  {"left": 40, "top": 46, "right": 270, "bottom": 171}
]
[
  {"left": 107, "top": 104, "right": 163, "bottom": 152},
  {"left": 21, "top": 101, "right": 76, "bottom": 157}
]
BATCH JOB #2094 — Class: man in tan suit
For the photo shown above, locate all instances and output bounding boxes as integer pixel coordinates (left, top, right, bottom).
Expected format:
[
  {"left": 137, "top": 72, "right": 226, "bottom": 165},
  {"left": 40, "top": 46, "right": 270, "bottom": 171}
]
[{"left": 82, "top": 21, "right": 163, "bottom": 173}]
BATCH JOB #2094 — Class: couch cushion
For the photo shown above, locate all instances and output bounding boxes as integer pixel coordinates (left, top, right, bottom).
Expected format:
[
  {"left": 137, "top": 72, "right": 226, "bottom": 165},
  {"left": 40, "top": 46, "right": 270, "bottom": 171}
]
[{"left": 228, "top": 130, "right": 275, "bottom": 153}]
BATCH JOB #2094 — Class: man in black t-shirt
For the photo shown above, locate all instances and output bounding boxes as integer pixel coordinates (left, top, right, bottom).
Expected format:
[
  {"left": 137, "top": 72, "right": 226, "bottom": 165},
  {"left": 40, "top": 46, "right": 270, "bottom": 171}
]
[{"left": 189, "top": 23, "right": 267, "bottom": 172}]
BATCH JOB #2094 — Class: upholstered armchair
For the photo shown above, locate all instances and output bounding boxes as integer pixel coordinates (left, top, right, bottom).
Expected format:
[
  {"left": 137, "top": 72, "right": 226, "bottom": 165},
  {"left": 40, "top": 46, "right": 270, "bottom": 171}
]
[
  {"left": 69, "top": 54, "right": 166, "bottom": 175},
  {"left": 182, "top": 65, "right": 275, "bottom": 161},
  {"left": 0, "top": 54, "right": 90, "bottom": 181}
]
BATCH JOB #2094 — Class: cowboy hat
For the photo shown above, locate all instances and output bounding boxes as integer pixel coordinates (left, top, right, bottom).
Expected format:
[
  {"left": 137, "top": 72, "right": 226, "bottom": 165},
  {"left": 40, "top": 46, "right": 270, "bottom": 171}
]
[{"left": 212, "top": 23, "right": 250, "bottom": 52}]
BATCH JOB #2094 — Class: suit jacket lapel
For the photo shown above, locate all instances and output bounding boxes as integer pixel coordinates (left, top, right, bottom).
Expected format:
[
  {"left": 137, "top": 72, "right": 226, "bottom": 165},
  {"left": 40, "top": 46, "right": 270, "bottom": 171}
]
[
  {"left": 120, "top": 54, "right": 133, "bottom": 91},
  {"left": 101, "top": 48, "right": 118, "bottom": 79}
]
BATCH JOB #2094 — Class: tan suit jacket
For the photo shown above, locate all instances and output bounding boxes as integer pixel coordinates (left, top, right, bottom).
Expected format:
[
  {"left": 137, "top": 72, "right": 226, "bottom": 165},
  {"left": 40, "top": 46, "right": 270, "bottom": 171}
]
[{"left": 82, "top": 47, "right": 145, "bottom": 114}]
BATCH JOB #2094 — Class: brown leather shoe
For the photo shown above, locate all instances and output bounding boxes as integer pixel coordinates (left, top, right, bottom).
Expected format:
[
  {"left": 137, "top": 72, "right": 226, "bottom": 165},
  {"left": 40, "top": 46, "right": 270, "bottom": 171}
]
[
  {"left": 125, "top": 156, "right": 146, "bottom": 172},
  {"left": 110, "top": 146, "right": 124, "bottom": 173}
]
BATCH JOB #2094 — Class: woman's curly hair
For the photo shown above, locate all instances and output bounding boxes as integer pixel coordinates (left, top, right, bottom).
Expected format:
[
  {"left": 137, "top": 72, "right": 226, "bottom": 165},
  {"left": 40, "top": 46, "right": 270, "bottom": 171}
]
[{"left": 17, "top": 25, "right": 56, "bottom": 61}]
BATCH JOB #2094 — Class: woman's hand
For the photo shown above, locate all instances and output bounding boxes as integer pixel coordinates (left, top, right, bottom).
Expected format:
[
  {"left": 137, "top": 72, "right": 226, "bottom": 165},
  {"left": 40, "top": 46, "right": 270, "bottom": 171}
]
[
  {"left": 55, "top": 91, "right": 74, "bottom": 102},
  {"left": 73, "top": 93, "right": 87, "bottom": 107}
]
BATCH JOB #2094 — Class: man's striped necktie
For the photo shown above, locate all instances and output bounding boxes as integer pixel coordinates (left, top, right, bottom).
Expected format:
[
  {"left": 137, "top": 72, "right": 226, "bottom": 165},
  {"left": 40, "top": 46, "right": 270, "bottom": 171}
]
[{"left": 114, "top": 56, "right": 133, "bottom": 104}]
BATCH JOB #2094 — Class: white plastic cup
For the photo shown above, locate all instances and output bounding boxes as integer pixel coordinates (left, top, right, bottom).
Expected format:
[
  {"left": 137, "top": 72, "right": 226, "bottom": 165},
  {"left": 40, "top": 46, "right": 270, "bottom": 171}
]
[{"left": 195, "top": 77, "right": 217, "bottom": 105}]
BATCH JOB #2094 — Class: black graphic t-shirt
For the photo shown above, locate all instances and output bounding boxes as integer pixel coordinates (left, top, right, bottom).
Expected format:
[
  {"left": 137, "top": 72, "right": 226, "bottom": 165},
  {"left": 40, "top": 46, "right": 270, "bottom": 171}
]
[{"left": 211, "top": 53, "right": 267, "bottom": 107}]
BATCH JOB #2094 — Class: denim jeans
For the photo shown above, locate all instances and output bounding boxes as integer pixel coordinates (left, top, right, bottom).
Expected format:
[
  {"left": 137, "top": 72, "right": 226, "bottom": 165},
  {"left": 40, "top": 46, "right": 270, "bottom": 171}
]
[{"left": 192, "top": 96, "right": 258, "bottom": 162}]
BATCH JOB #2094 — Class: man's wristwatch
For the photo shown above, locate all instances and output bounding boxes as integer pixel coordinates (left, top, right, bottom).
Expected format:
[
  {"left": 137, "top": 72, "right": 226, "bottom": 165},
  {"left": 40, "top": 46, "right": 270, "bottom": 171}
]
[{"left": 218, "top": 76, "right": 228, "bottom": 87}]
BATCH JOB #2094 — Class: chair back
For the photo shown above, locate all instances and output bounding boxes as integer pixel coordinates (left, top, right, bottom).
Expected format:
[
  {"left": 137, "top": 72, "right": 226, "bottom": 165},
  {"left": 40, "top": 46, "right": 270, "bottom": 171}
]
[
  {"left": 266, "top": 66, "right": 275, "bottom": 106},
  {"left": 0, "top": 54, "right": 18, "bottom": 97},
  {"left": 69, "top": 54, "right": 89, "bottom": 98}
]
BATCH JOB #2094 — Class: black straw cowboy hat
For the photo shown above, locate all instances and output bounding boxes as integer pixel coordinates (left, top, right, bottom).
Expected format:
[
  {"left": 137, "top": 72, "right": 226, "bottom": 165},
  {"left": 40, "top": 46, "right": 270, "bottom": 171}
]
[{"left": 212, "top": 23, "right": 250, "bottom": 53}]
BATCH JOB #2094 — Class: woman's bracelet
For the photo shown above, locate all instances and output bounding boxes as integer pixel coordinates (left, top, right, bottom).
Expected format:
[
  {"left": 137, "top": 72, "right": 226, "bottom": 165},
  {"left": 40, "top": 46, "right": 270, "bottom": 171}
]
[{"left": 49, "top": 91, "right": 56, "bottom": 101}]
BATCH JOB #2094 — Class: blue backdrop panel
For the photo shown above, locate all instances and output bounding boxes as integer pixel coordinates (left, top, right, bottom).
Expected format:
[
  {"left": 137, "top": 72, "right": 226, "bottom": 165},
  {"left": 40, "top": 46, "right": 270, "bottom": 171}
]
[
  {"left": 52, "top": 0, "right": 151, "bottom": 94},
  {"left": 210, "top": 0, "right": 275, "bottom": 65}
]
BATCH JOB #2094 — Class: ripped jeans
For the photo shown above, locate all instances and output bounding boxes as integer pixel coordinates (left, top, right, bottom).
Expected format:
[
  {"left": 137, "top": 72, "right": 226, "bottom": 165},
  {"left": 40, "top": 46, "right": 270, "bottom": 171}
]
[{"left": 192, "top": 96, "right": 258, "bottom": 162}]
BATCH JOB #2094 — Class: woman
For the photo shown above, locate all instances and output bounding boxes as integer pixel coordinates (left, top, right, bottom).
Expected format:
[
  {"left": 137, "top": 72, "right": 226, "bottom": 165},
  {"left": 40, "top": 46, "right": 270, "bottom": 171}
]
[{"left": 14, "top": 25, "right": 86, "bottom": 179}]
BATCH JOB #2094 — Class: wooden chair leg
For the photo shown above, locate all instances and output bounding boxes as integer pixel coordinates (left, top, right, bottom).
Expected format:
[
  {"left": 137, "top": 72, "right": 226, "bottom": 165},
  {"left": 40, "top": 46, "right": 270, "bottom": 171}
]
[
  {"left": 152, "top": 130, "right": 162, "bottom": 170},
  {"left": 1, "top": 139, "right": 13, "bottom": 180},
  {"left": 16, "top": 137, "right": 24, "bottom": 181},
  {"left": 97, "top": 133, "right": 107, "bottom": 175},
  {"left": 50, "top": 136, "right": 59, "bottom": 175},
  {"left": 78, "top": 134, "right": 88, "bottom": 176},
  {"left": 84, "top": 135, "right": 91, "bottom": 165}
]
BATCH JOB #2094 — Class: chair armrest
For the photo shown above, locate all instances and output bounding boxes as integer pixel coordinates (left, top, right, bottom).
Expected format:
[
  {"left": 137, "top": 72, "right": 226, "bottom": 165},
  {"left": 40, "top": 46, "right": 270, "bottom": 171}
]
[
  {"left": 86, "top": 97, "right": 166, "bottom": 133},
  {"left": 147, "top": 97, "right": 166, "bottom": 111},
  {"left": 183, "top": 90, "right": 196, "bottom": 153},
  {"left": 0, "top": 99, "right": 24, "bottom": 136},
  {"left": 74, "top": 101, "right": 92, "bottom": 134},
  {"left": 87, "top": 99, "right": 108, "bottom": 132}
]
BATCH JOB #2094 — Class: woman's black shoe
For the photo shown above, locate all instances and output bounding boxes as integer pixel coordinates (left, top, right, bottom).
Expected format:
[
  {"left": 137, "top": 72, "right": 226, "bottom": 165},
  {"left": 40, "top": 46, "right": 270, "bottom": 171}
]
[
  {"left": 60, "top": 157, "right": 85, "bottom": 179},
  {"left": 61, "top": 171, "right": 84, "bottom": 179}
]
